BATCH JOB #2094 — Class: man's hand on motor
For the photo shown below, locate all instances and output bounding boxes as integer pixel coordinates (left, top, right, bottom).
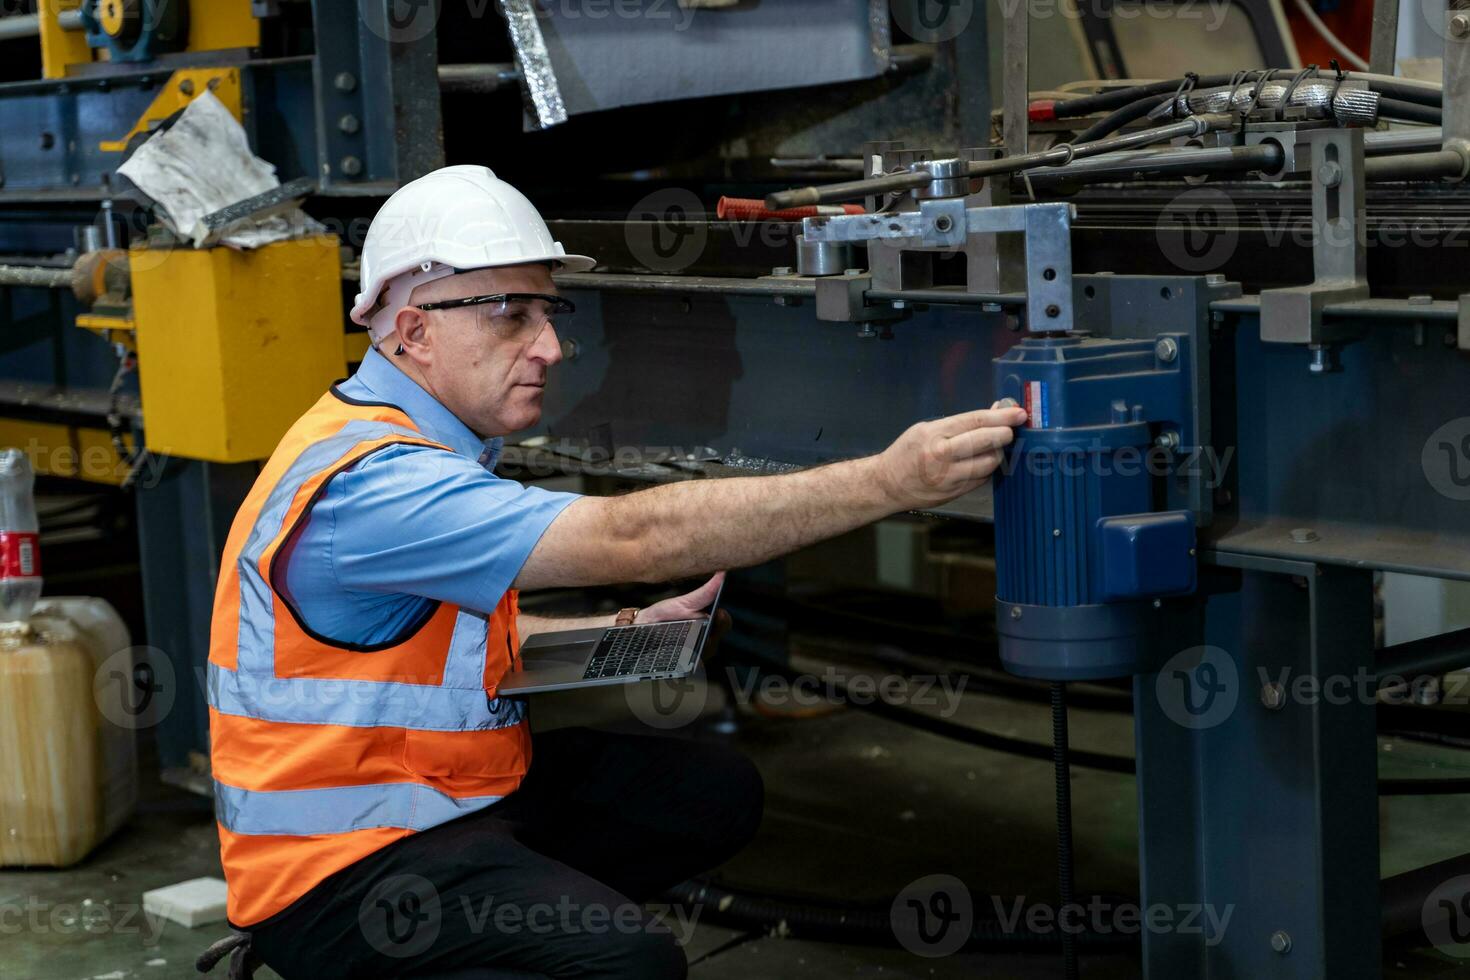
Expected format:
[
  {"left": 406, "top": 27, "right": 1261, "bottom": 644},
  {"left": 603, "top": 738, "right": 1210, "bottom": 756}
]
[{"left": 875, "top": 402, "right": 1028, "bottom": 509}]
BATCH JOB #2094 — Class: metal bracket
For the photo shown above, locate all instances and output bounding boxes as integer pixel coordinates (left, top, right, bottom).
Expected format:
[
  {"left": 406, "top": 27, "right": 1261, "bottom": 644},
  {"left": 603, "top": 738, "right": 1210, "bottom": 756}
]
[
  {"left": 1260, "top": 128, "right": 1369, "bottom": 345},
  {"left": 804, "top": 201, "right": 1076, "bottom": 331},
  {"left": 1002, "top": 0, "right": 1029, "bottom": 159},
  {"left": 815, "top": 271, "right": 889, "bottom": 324}
]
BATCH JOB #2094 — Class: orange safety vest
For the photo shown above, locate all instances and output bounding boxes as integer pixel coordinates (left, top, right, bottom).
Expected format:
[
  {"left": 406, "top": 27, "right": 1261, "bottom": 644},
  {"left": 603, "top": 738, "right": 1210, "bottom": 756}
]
[{"left": 207, "top": 388, "right": 531, "bottom": 927}]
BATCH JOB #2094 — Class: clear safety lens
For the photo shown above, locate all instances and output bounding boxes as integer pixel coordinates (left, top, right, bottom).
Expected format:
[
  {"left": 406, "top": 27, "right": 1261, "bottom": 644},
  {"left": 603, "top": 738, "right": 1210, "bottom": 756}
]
[{"left": 478, "top": 297, "right": 572, "bottom": 341}]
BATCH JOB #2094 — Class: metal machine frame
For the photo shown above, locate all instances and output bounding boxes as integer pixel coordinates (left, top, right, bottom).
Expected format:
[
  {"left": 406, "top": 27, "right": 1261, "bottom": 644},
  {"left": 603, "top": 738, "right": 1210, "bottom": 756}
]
[{"left": 0, "top": 1, "right": 1467, "bottom": 976}]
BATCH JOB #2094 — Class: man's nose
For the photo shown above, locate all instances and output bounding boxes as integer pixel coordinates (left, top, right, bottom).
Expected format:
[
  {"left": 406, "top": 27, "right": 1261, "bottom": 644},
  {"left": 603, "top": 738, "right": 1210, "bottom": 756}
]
[{"left": 530, "top": 321, "right": 563, "bottom": 365}]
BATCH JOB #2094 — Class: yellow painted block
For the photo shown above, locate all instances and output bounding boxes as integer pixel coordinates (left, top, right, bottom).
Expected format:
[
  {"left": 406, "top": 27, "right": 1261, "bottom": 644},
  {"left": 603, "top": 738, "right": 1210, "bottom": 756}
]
[
  {"left": 41, "top": 0, "right": 256, "bottom": 79},
  {"left": 0, "top": 420, "right": 132, "bottom": 485},
  {"left": 130, "top": 236, "right": 347, "bottom": 463},
  {"left": 188, "top": 0, "right": 260, "bottom": 53},
  {"left": 38, "top": 0, "right": 94, "bottom": 78}
]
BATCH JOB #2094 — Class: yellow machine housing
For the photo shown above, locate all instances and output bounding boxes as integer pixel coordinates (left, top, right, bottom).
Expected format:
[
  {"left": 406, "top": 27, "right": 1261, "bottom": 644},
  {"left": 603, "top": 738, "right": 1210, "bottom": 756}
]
[
  {"left": 38, "top": 0, "right": 259, "bottom": 78},
  {"left": 130, "top": 236, "right": 347, "bottom": 463}
]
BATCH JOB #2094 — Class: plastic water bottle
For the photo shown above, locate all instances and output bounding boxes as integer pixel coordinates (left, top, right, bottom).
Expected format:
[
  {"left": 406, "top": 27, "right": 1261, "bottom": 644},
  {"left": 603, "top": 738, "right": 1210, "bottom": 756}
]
[{"left": 0, "top": 449, "right": 42, "bottom": 623}]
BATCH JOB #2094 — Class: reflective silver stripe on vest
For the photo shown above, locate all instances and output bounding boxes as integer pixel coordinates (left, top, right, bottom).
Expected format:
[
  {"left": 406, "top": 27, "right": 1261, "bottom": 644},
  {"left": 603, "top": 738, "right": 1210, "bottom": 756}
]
[
  {"left": 211, "top": 418, "right": 526, "bottom": 732},
  {"left": 208, "top": 661, "right": 527, "bottom": 731},
  {"left": 214, "top": 779, "right": 503, "bottom": 836}
]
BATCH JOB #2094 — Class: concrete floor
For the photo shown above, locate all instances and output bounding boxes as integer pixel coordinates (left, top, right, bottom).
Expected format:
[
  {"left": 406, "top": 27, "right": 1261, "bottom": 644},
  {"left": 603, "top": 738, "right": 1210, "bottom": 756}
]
[{"left": 5, "top": 659, "right": 1470, "bottom": 980}]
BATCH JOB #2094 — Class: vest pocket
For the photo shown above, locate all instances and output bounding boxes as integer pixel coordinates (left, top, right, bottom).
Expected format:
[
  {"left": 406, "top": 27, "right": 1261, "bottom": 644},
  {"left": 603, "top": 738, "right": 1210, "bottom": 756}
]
[{"left": 400, "top": 724, "right": 530, "bottom": 795}]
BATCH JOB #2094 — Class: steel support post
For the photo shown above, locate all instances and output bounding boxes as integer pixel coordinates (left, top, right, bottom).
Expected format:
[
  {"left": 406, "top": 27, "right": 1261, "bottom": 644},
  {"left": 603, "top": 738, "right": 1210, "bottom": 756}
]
[
  {"left": 1370, "top": 0, "right": 1402, "bottom": 77},
  {"left": 1134, "top": 557, "right": 1380, "bottom": 978},
  {"left": 137, "top": 458, "right": 256, "bottom": 774},
  {"left": 1002, "top": 0, "right": 1029, "bottom": 161}
]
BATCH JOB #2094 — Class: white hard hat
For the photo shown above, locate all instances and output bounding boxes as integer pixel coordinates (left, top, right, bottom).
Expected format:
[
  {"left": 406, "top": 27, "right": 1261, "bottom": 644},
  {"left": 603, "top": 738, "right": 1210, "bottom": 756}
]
[{"left": 350, "top": 165, "right": 596, "bottom": 343}]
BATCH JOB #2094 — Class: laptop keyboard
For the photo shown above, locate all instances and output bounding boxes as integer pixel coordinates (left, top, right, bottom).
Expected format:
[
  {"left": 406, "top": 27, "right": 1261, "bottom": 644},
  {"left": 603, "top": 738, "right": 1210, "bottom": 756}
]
[{"left": 583, "top": 622, "right": 692, "bottom": 680}]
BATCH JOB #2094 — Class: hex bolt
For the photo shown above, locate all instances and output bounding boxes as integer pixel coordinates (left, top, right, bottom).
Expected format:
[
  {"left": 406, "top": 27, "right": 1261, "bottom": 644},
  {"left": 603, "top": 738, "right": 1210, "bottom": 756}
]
[
  {"left": 338, "top": 114, "right": 361, "bottom": 135},
  {"left": 1154, "top": 430, "right": 1181, "bottom": 451},
  {"left": 1289, "top": 527, "right": 1319, "bottom": 543},
  {"left": 1009, "top": 606, "right": 1023, "bottom": 620},
  {"left": 1261, "top": 683, "right": 1286, "bottom": 710},
  {"left": 340, "top": 156, "right": 363, "bottom": 177},
  {"left": 1307, "top": 344, "right": 1332, "bottom": 374},
  {"left": 1317, "top": 161, "right": 1342, "bottom": 188},
  {"left": 1453, "top": 13, "right": 1470, "bottom": 38},
  {"left": 771, "top": 266, "right": 793, "bottom": 276},
  {"left": 1155, "top": 336, "right": 1179, "bottom": 363},
  {"left": 178, "top": 78, "right": 195, "bottom": 96},
  {"left": 843, "top": 268, "right": 864, "bottom": 276},
  {"left": 773, "top": 295, "right": 792, "bottom": 307},
  {"left": 892, "top": 299, "right": 907, "bottom": 310},
  {"left": 1270, "top": 930, "right": 1292, "bottom": 954},
  {"left": 334, "top": 72, "right": 358, "bottom": 92}
]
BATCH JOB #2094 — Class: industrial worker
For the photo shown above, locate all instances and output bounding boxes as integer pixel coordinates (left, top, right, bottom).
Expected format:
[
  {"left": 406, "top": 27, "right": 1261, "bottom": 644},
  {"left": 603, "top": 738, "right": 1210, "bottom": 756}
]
[{"left": 204, "top": 165, "right": 1028, "bottom": 979}]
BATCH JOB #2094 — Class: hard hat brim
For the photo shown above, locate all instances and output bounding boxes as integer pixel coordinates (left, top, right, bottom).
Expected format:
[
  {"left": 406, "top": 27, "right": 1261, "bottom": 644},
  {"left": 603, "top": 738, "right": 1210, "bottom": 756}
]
[{"left": 350, "top": 252, "right": 598, "bottom": 326}]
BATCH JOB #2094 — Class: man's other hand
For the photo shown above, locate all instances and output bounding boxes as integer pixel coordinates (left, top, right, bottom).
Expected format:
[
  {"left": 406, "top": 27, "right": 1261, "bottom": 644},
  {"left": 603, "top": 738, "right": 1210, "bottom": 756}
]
[
  {"left": 639, "top": 572, "right": 727, "bottom": 625},
  {"left": 876, "top": 403, "right": 1028, "bottom": 509}
]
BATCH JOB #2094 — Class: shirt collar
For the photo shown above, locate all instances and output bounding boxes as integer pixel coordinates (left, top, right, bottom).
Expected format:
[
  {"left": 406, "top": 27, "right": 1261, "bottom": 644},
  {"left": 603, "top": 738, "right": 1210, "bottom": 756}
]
[{"left": 347, "top": 346, "right": 504, "bottom": 466}]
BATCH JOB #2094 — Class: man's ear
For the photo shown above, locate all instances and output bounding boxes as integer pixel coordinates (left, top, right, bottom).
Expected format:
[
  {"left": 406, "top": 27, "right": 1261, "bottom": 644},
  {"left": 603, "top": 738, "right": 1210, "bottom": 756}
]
[{"left": 393, "top": 307, "right": 430, "bottom": 362}]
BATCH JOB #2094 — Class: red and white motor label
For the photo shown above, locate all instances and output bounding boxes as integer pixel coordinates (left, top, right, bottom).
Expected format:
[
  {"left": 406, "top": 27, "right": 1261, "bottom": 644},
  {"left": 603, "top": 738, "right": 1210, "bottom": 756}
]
[{"left": 1024, "top": 381, "right": 1050, "bottom": 429}]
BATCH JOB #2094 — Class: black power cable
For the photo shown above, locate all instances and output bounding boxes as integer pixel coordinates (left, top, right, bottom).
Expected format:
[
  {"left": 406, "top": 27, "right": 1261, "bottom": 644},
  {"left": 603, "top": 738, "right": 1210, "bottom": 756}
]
[
  {"left": 1073, "top": 94, "right": 1173, "bottom": 144},
  {"left": 726, "top": 646, "right": 1470, "bottom": 796},
  {"left": 1051, "top": 683, "right": 1080, "bottom": 980}
]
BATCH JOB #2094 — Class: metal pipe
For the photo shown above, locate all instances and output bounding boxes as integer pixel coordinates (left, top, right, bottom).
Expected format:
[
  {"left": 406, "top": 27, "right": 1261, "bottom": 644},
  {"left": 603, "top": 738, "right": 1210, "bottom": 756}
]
[
  {"left": 1364, "top": 148, "right": 1468, "bottom": 180},
  {"left": 437, "top": 63, "right": 522, "bottom": 95},
  {"left": 0, "top": 12, "right": 39, "bottom": 41},
  {"left": 766, "top": 171, "right": 936, "bottom": 210},
  {"left": 769, "top": 115, "right": 1232, "bottom": 209},
  {"left": 1020, "top": 142, "right": 1286, "bottom": 187},
  {"left": 0, "top": 264, "right": 72, "bottom": 289},
  {"left": 1374, "top": 624, "right": 1470, "bottom": 687},
  {"left": 1366, "top": 127, "right": 1446, "bottom": 156}
]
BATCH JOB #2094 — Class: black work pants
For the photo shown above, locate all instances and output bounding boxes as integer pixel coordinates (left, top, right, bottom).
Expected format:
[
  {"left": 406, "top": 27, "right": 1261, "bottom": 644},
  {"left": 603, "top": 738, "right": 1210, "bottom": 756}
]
[{"left": 246, "top": 727, "right": 764, "bottom": 980}]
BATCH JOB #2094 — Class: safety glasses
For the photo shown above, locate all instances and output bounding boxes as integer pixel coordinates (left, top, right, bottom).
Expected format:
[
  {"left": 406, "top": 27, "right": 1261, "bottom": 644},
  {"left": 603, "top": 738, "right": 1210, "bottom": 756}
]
[{"left": 415, "top": 292, "right": 575, "bottom": 343}]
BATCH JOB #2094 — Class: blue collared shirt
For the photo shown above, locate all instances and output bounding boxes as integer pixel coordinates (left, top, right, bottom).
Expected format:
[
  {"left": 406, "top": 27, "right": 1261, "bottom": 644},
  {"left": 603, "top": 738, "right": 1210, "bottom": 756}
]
[{"left": 278, "top": 346, "right": 580, "bottom": 645}]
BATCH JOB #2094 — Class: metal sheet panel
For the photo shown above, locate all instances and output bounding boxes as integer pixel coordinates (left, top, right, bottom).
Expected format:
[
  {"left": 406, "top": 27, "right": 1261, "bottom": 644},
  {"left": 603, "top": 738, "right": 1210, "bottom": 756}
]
[{"left": 528, "top": 0, "right": 889, "bottom": 121}]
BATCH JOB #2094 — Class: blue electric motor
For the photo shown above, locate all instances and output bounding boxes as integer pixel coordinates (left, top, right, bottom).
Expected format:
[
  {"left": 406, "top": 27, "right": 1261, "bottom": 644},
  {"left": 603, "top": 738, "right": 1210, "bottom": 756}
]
[{"left": 991, "top": 334, "right": 1198, "bottom": 680}]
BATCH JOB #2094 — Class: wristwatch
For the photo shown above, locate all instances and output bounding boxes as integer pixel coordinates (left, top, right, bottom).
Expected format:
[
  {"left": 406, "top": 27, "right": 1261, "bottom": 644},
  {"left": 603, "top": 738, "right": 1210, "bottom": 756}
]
[{"left": 615, "top": 607, "right": 639, "bottom": 626}]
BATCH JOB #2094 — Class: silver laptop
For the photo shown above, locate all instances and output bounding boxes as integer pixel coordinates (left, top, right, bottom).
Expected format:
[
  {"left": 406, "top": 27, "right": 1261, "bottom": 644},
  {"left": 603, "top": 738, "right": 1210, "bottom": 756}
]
[{"left": 498, "top": 580, "right": 723, "bottom": 695}]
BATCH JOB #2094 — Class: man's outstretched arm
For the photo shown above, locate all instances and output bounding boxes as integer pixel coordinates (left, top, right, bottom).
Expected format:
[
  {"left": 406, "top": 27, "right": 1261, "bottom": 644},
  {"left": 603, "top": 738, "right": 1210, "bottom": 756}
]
[{"left": 514, "top": 406, "right": 1026, "bottom": 590}]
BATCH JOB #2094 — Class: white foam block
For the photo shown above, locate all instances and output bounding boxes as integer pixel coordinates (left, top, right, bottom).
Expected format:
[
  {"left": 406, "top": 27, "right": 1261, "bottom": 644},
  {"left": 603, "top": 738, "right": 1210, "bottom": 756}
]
[{"left": 141, "top": 876, "right": 229, "bottom": 929}]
